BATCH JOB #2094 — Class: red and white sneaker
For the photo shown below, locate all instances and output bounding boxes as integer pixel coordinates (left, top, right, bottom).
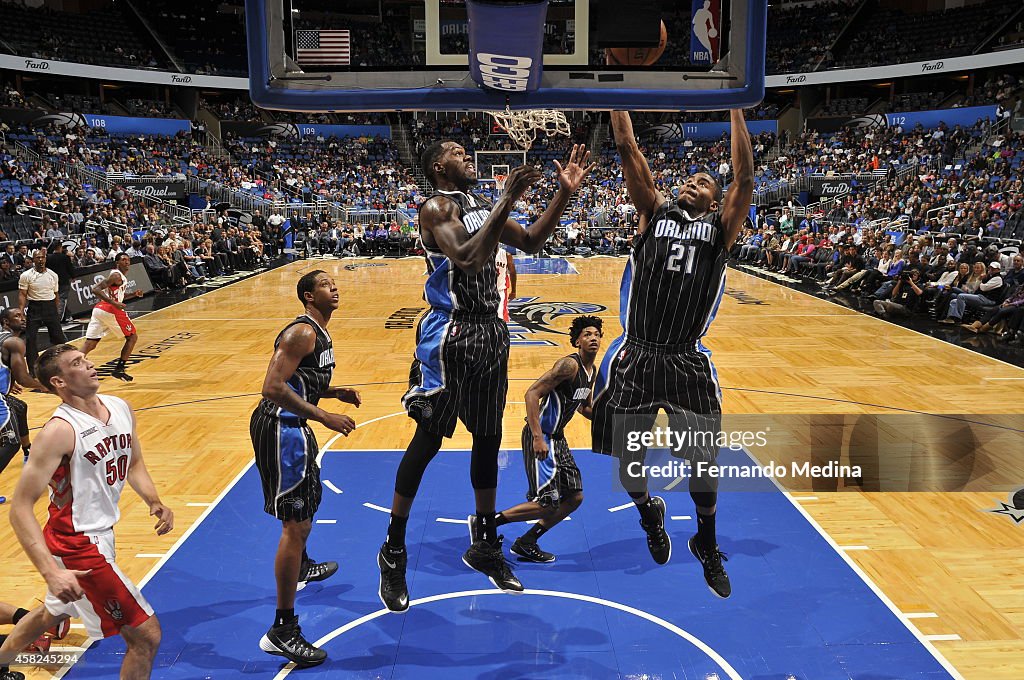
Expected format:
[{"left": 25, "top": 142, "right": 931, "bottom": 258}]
[{"left": 48, "top": 618, "right": 71, "bottom": 640}]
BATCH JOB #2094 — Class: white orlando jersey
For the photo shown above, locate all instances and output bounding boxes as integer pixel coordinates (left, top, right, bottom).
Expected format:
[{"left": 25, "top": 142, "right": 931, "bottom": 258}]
[
  {"left": 46, "top": 395, "right": 135, "bottom": 536},
  {"left": 495, "top": 247, "right": 511, "bottom": 321}
]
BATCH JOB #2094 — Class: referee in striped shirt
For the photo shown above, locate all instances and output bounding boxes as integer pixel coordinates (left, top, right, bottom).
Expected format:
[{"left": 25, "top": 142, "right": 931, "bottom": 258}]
[{"left": 18, "top": 249, "right": 66, "bottom": 374}]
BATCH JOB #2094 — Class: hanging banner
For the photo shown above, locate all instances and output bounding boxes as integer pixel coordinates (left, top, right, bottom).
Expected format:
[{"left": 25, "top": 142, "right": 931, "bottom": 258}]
[
  {"left": 467, "top": 0, "right": 548, "bottom": 93},
  {"left": 690, "top": 0, "right": 721, "bottom": 66},
  {"left": 641, "top": 120, "right": 777, "bottom": 142},
  {"left": 219, "top": 121, "right": 391, "bottom": 139},
  {"left": 807, "top": 105, "right": 998, "bottom": 133}
]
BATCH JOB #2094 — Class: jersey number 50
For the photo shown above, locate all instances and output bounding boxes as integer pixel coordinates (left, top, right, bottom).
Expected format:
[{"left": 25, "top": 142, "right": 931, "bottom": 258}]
[
  {"left": 105, "top": 455, "right": 129, "bottom": 486},
  {"left": 666, "top": 243, "right": 697, "bottom": 274}
]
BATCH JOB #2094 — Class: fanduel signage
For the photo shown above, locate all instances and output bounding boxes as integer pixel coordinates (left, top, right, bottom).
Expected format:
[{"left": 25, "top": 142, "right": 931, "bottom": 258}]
[
  {"left": 3, "top": 45, "right": 1024, "bottom": 92},
  {"left": 806, "top": 175, "right": 876, "bottom": 200},
  {"left": 467, "top": 0, "right": 547, "bottom": 93},
  {"left": 66, "top": 261, "right": 155, "bottom": 316},
  {"left": 122, "top": 179, "right": 187, "bottom": 201}
]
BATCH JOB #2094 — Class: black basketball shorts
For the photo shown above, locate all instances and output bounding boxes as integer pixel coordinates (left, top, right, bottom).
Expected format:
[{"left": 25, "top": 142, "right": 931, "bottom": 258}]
[
  {"left": 402, "top": 310, "right": 510, "bottom": 438},
  {"left": 250, "top": 408, "right": 323, "bottom": 522},
  {"left": 591, "top": 336, "right": 722, "bottom": 463},
  {"left": 521, "top": 425, "right": 583, "bottom": 508}
]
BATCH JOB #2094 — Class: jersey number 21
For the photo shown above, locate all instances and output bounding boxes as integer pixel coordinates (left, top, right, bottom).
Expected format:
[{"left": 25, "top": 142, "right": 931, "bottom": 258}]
[{"left": 666, "top": 243, "right": 697, "bottom": 274}]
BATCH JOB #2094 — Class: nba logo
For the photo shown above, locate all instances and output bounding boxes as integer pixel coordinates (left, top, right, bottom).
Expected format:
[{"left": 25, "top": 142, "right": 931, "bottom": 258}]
[{"left": 690, "top": 0, "right": 721, "bottom": 66}]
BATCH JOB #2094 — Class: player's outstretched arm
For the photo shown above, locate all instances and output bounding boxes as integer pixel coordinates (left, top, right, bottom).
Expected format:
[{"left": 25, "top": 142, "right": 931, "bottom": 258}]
[
  {"left": 501, "top": 144, "right": 595, "bottom": 254},
  {"left": 9, "top": 418, "right": 90, "bottom": 604},
  {"left": 261, "top": 325, "right": 356, "bottom": 435},
  {"left": 524, "top": 357, "right": 579, "bottom": 459},
  {"left": 4, "top": 337, "right": 45, "bottom": 391},
  {"left": 425, "top": 164, "right": 542, "bottom": 274},
  {"left": 127, "top": 411, "right": 173, "bottom": 536},
  {"left": 720, "top": 109, "right": 755, "bottom": 250},
  {"left": 610, "top": 112, "right": 664, "bottom": 223}
]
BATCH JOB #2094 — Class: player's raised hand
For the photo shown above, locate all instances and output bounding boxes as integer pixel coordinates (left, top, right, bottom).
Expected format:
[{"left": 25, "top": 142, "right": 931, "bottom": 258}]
[
  {"left": 46, "top": 568, "right": 90, "bottom": 604},
  {"left": 554, "top": 144, "right": 596, "bottom": 194},
  {"left": 503, "top": 164, "right": 543, "bottom": 203},
  {"left": 323, "top": 412, "right": 356, "bottom": 436},
  {"left": 150, "top": 502, "right": 174, "bottom": 536}
]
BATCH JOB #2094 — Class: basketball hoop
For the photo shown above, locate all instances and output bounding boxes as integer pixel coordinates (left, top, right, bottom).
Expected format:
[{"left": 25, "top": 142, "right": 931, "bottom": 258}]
[
  {"left": 493, "top": 174, "right": 508, "bottom": 193},
  {"left": 486, "top": 108, "right": 571, "bottom": 151}
]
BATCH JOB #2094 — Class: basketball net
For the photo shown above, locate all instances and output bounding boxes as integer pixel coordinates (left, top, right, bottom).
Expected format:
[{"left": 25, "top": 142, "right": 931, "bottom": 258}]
[
  {"left": 486, "top": 108, "right": 571, "bottom": 151},
  {"left": 493, "top": 174, "right": 508, "bottom": 192}
]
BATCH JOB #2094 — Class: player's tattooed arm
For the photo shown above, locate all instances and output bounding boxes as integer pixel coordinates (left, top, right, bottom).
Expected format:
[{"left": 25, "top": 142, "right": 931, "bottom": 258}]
[
  {"left": 423, "top": 170, "right": 535, "bottom": 274},
  {"left": 610, "top": 111, "right": 664, "bottom": 225},
  {"left": 261, "top": 324, "right": 354, "bottom": 435},
  {"left": 720, "top": 109, "right": 755, "bottom": 250},
  {"left": 91, "top": 271, "right": 124, "bottom": 309},
  {"left": 3, "top": 336, "right": 45, "bottom": 391},
  {"left": 524, "top": 357, "right": 580, "bottom": 448}
]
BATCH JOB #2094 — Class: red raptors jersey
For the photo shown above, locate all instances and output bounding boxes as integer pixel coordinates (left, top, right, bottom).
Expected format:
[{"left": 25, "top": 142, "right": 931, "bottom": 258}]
[{"left": 96, "top": 270, "right": 126, "bottom": 314}]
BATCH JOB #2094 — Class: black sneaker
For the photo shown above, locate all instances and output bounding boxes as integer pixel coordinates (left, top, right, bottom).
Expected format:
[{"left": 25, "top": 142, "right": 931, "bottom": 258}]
[
  {"left": 258, "top": 616, "right": 327, "bottom": 668},
  {"left": 463, "top": 537, "right": 524, "bottom": 592},
  {"left": 1, "top": 670, "right": 25, "bottom": 680},
  {"left": 111, "top": 368, "right": 134, "bottom": 382},
  {"left": 297, "top": 558, "right": 338, "bottom": 591},
  {"left": 510, "top": 537, "right": 555, "bottom": 563},
  {"left": 688, "top": 535, "right": 731, "bottom": 599},
  {"left": 377, "top": 544, "right": 409, "bottom": 613},
  {"left": 639, "top": 496, "right": 671, "bottom": 565}
]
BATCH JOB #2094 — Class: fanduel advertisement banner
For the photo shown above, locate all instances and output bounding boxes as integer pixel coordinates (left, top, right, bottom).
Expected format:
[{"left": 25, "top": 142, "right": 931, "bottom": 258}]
[
  {"left": 806, "top": 174, "right": 880, "bottom": 200},
  {"left": 219, "top": 122, "right": 391, "bottom": 139},
  {"left": 690, "top": 0, "right": 721, "bottom": 66},
  {"left": 467, "top": 0, "right": 547, "bottom": 93},
  {"left": 66, "top": 261, "right": 154, "bottom": 317},
  {"left": 81, "top": 114, "right": 190, "bottom": 135},
  {"left": 641, "top": 120, "right": 777, "bottom": 142},
  {"left": 122, "top": 179, "right": 188, "bottom": 201},
  {"left": 0, "top": 260, "right": 154, "bottom": 317}
]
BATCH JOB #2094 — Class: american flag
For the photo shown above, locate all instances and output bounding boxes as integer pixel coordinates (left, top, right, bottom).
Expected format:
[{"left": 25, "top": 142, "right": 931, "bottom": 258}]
[{"left": 295, "top": 30, "right": 350, "bottom": 65}]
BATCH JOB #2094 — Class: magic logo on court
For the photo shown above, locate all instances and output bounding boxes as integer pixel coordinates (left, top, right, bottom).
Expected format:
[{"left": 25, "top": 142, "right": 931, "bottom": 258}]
[{"left": 508, "top": 298, "right": 607, "bottom": 347}]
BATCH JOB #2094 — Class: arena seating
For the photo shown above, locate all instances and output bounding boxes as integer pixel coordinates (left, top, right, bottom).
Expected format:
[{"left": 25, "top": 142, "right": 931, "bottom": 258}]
[{"left": 0, "top": 2, "right": 164, "bottom": 70}]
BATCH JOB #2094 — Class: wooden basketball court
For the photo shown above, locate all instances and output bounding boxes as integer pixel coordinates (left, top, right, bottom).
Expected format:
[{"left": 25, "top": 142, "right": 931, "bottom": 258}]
[{"left": 1, "top": 257, "right": 1021, "bottom": 679}]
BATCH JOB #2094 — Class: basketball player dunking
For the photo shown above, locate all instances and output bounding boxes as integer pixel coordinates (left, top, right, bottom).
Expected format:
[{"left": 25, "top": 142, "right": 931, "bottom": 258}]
[
  {"left": 377, "top": 142, "right": 594, "bottom": 613},
  {"left": 592, "top": 110, "right": 753, "bottom": 598},
  {"left": 0, "top": 345, "right": 171, "bottom": 679},
  {"left": 251, "top": 270, "right": 360, "bottom": 667},
  {"left": 82, "top": 253, "right": 144, "bottom": 382},
  {"left": 489, "top": 315, "right": 602, "bottom": 563}
]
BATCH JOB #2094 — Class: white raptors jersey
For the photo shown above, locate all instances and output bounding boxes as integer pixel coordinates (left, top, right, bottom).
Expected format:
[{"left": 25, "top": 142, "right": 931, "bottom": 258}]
[
  {"left": 46, "top": 395, "right": 135, "bottom": 536},
  {"left": 495, "top": 248, "right": 511, "bottom": 322}
]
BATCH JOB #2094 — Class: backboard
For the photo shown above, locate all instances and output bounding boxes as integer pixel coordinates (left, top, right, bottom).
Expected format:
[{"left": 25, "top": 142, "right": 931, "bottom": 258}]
[{"left": 246, "top": 0, "right": 766, "bottom": 112}]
